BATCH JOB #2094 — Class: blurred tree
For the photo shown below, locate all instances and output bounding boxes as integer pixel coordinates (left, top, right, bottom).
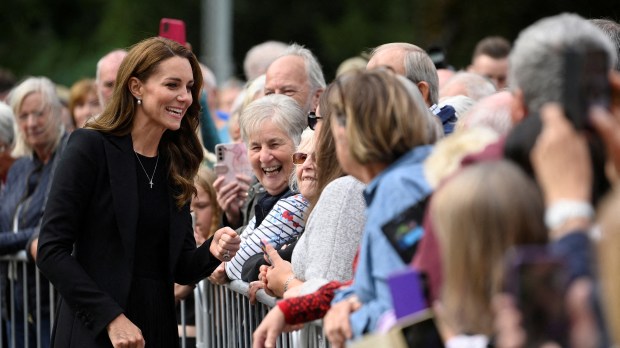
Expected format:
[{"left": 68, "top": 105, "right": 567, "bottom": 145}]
[{"left": 0, "top": 0, "right": 618, "bottom": 87}]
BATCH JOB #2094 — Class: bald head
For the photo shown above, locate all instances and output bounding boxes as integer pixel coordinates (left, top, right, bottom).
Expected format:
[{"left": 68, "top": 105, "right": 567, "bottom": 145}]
[
  {"left": 96, "top": 49, "right": 127, "bottom": 107},
  {"left": 367, "top": 43, "right": 439, "bottom": 105}
]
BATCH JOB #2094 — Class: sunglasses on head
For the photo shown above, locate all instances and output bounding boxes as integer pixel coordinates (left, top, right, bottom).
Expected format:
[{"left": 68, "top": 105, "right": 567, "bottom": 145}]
[
  {"left": 307, "top": 111, "right": 323, "bottom": 130},
  {"left": 292, "top": 152, "right": 308, "bottom": 165}
]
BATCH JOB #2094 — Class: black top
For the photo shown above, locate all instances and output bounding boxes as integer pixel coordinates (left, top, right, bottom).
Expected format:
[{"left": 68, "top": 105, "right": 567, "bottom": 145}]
[{"left": 125, "top": 153, "right": 178, "bottom": 347}]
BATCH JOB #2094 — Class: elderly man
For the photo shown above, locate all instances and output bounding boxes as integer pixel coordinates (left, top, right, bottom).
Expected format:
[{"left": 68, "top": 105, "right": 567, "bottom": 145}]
[
  {"left": 367, "top": 42, "right": 457, "bottom": 135},
  {"left": 467, "top": 36, "right": 511, "bottom": 90},
  {"left": 96, "top": 49, "right": 127, "bottom": 107},
  {"left": 264, "top": 44, "right": 326, "bottom": 114}
]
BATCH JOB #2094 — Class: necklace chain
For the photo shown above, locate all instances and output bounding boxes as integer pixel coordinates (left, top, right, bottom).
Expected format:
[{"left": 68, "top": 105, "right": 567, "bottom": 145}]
[{"left": 134, "top": 151, "right": 159, "bottom": 189}]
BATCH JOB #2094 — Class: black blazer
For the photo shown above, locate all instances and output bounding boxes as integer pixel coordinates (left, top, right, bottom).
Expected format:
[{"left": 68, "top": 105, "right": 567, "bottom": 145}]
[{"left": 37, "top": 129, "right": 218, "bottom": 347}]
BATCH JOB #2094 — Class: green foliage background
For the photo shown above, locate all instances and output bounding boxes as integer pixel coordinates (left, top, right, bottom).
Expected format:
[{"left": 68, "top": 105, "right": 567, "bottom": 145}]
[{"left": 1, "top": 0, "right": 618, "bottom": 87}]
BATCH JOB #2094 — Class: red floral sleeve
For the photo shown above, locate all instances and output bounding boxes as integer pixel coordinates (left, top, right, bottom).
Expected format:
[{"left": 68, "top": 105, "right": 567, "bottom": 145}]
[{"left": 276, "top": 280, "right": 353, "bottom": 324}]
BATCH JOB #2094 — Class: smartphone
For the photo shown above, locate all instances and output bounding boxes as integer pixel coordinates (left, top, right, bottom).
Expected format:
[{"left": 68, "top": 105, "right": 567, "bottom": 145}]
[
  {"left": 504, "top": 246, "right": 569, "bottom": 347},
  {"left": 214, "top": 143, "right": 253, "bottom": 186},
  {"left": 398, "top": 309, "right": 444, "bottom": 348},
  {"left": 562, "top": 47, "right": 611, "bottom": 130},
  {"left": 381, "top": 196, "right": 430, "bottom": 264},
  {"left": 159, "top": 18, "right": 186, "bottom": 45}
]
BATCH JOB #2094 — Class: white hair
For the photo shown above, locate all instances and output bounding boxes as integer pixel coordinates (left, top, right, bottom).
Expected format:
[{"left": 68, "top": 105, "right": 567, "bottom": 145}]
[
  {"left": 243, "top": 41, "right": 289, "bottom": 81},
  {"left": 7, "top": 77, "right": 64, "bottom": 157}
]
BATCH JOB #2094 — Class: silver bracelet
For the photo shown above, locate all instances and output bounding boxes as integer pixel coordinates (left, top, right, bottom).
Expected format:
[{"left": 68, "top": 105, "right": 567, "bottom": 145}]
[{"left": 283, "top": 275, "right": 296, "bottom": 293}]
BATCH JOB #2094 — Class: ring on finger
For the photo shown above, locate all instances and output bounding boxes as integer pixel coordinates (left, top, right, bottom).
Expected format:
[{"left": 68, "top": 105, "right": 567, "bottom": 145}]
[{"left": 223, "top": 249, "right": 231, "bottom": 261}]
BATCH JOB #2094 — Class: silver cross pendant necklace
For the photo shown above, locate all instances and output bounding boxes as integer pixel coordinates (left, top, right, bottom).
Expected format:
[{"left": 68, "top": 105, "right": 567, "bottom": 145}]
[{"left": 134, "top": 151, "right": 159, "bottom": 188}]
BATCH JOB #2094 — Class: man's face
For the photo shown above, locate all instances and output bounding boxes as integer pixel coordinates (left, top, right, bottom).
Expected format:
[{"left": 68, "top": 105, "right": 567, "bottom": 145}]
[
  {"left": 264, "top": 55, "right": 314, "bottom": 113},
  {"left": 469, "top": 55, "right": 509, "bottom": 89},
  {"left": 97, "top": 57, "right": 124, "bottom": 107}
]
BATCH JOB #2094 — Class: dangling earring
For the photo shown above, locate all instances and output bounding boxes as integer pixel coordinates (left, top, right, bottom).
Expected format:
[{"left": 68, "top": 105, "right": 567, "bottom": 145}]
[{"left": 137, "top": 98, "right": 142, "bottom": 105}]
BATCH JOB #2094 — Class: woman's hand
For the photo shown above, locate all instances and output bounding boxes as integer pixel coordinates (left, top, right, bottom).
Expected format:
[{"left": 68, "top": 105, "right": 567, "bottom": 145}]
[
  {"left": 252, "top": 306, "right": 302, "bottom": 348},
  {"left": 107, "top": 313, "right": 145, "bottom": 348},
  {"left": 323, "top": 296, "right": 361, "bottom": 348},
  {"left": 590, "top": 71, "right": 620, "bottom": 182},
  {"left": 174, "top": 283, "right": 195, "bottom": 303},
  {"left": 248, "top": 281, "right": 266, "bottom": 305},
  {"left": 207, "top": 262, "right": 229, "bottom": 285},
  {"left": 257, "top": 265, "right": 276, "bottom": 298},
  {"left": 263, "top": 241, "right": 298, "bottom": 298},
  {"left": 210, "top": 227, "right": 241, "bottom": 262},
  {"left": 214, "top": 174, "right": 251, "bottom": 227}
]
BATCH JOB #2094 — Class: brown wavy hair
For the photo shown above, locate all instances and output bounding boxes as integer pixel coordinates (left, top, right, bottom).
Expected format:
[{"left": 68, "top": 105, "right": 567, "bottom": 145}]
[{"left": 87, "top": 37, "right": 203, "bottom": 208}]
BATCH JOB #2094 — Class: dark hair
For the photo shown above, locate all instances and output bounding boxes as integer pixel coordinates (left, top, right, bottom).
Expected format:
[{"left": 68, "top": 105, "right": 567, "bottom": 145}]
[
  {"left": 472, "top": 36, "right": 512, "bottom": 60},
  {"left": 87, "top": 37, "right": 204, "bottom": 208}
]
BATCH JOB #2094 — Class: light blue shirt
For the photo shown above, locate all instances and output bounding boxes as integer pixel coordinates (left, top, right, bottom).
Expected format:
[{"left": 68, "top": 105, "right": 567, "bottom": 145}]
[{"left": 332, "top": 144, "right": 433, "bottom": 338}]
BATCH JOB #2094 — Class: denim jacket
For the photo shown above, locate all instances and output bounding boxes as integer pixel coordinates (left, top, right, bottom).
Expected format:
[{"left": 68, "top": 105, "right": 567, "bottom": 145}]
[{"left": 332, "top": 144, "right": 434, "bottom": 338}]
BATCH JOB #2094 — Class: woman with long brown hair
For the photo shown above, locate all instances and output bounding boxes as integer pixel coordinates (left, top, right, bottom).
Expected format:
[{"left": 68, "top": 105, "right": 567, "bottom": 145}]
[{"left": 37, "top": 37, "right": 240, "bottom": 348}]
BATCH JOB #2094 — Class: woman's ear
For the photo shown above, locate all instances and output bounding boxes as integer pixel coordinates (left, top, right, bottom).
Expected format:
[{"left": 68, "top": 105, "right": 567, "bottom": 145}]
[{"left": 128, "top": 77, "right": 143, "bottom": 99}]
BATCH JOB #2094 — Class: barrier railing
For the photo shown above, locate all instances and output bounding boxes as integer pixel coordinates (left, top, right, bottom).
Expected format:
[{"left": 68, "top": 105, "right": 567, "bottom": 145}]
[
  {"left": 0, "top": 251, "right": 54, "bottom": 348},
  {"left": 194, "top": 280, "right": 329, "bottom": 348},
  {"left": 0, "top": 252, "right": 328, "bottom": 348}
]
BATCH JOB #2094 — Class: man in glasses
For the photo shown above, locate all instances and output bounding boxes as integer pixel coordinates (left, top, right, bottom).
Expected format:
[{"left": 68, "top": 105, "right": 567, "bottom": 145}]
[
  {"left": 264, "top": 43, "right": 326, "bottom": 114},
  {"left": 96, "top": 49, "right": 127, "bottom": 108},
  {"left": 366, "top": 42, "right": 458, "bottom": 135}
]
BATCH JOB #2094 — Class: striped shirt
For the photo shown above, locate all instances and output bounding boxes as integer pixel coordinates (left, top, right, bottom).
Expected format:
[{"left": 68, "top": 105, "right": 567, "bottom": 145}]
[{"left": 225, "top": 194, "right": 309, "bottom": 280}]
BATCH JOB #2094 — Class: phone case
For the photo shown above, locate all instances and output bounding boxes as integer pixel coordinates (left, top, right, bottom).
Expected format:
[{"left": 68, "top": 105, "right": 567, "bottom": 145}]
[
  {"left": 159, "top": 18, "right": 186, "bottom": 45},
  {"left": 214, "top": 143, "right": 253, "bottom": 185},
  {"left": 381, "top": 196, "right": 430, "bottom": 264}
]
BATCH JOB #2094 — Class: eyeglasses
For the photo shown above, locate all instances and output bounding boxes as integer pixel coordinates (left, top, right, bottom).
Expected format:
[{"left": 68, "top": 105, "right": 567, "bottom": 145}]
[
  {"left": 292, "top": 152, "right": 308, "bottom": 165},
  {"left": 307, "top": 112, "right": 323, "bottom": 131}
]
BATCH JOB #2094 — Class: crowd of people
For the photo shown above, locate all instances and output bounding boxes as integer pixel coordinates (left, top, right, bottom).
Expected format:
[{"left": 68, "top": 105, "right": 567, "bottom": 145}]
[{"left": 0, "top": 11, "right": 619, "bottom": 348}]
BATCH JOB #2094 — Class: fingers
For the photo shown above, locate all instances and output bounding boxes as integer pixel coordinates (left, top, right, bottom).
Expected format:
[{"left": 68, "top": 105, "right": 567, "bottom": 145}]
[
  {"left": 107, "top": 314, "right": 145, "bottom": 348},
  {"left": 262, "top": 240, "right": 281, "bottom": 264},
  {"left": 248, "top": 281, "right": 264, "bottom": 305},
  {"left": 324, "top": 302, "right": 354, "bottom": 347},
  {"left": 211, "top": 228, "right": 241, "bottom": 261}
]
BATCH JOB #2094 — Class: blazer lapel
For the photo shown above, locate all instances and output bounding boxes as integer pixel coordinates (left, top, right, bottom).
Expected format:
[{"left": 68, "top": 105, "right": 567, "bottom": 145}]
[{"left": 104, "top": 134, "right": 138, "bottom": 263}]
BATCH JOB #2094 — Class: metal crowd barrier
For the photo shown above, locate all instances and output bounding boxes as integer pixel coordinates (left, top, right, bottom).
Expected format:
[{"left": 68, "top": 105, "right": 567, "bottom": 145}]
[
  {"left": 194, "top": 279, "right": 329, "bottom": 348},
  {"left": 0, "top": 251, "right": 54, "bottom": 348},
  {"left": 0, "top": 252, "right": 328, "bottom": 348}
]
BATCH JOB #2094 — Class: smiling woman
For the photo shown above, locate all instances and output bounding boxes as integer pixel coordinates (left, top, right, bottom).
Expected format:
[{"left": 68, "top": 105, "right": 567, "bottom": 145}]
[
  {"left": 36, "top": 37, "right": 242, "bottom": 348},
  {"left": 1, "top": 76, "right": 66, "bottom": 348}
]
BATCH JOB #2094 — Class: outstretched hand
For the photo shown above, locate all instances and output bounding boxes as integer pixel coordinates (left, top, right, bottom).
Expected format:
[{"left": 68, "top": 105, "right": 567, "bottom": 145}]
[{"left": 210, "top": 227, "right": 241, "bottom": 262}]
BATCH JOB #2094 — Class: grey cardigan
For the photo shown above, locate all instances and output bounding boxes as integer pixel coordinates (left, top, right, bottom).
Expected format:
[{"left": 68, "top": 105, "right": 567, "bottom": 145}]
[{"left": 291, "top": 175, "right": 367, "bottom": 295}]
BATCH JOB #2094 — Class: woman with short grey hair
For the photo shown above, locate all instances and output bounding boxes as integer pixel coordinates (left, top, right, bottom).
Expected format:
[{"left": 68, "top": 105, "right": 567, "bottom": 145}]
[{"left": 209, "top": 94, "right": 311, "bottom": 282}]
